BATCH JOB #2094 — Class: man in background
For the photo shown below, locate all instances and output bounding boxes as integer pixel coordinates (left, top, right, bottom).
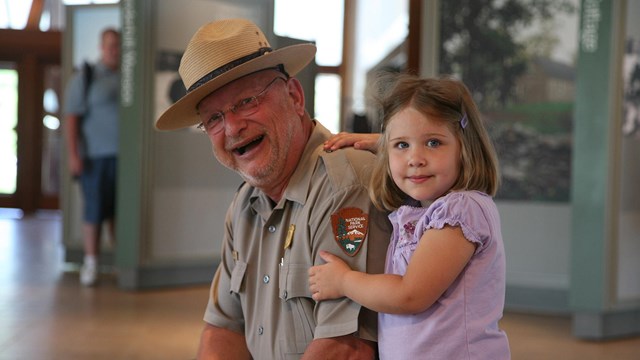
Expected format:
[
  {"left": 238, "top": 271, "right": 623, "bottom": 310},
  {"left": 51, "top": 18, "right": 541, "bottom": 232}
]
[{"left": 63, "top": 28, "right": 120, "bottom": 287}]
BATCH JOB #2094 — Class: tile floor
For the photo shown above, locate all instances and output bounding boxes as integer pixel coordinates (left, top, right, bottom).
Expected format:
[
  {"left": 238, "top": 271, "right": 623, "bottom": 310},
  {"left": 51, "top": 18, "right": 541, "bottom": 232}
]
[{"left": 0, "top": 210, "right": 638, "bottom": 359}]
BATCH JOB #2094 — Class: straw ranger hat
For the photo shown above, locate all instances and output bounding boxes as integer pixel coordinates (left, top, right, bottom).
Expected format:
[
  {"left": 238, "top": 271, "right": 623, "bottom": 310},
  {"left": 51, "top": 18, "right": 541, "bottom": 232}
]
[{"left": 155, "top": 18, "right": 316, "bottom": 131}]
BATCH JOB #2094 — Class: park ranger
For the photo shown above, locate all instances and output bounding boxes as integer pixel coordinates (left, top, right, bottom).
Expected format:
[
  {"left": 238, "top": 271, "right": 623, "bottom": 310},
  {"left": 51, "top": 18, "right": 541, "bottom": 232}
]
[{"left": 156, "top": 18, "right": 390, "bottom": 359}]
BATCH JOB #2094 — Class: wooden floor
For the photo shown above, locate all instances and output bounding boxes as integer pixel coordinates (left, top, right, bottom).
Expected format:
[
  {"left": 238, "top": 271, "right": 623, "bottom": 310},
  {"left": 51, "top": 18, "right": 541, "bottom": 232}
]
[{"left": 1, "top": 210, "right": 639, "bottom": 359}]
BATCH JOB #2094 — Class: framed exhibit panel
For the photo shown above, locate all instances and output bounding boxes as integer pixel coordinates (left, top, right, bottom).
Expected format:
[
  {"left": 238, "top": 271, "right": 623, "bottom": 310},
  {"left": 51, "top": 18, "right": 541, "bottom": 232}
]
[{"left": 616, "top": 0, "right": 640, "bottom": 304}]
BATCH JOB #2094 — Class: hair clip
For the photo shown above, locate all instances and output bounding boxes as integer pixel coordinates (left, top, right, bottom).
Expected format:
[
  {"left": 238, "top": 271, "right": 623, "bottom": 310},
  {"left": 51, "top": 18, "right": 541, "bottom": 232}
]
[{"left": 460, "top": 114, "right": 468, "bottom": 129}]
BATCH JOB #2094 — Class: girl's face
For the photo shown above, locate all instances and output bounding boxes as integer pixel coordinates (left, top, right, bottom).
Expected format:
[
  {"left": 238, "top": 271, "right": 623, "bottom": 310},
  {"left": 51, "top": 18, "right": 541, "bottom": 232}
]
[{"left": 386, "top": 107, "right": 461, "bottom": 204}]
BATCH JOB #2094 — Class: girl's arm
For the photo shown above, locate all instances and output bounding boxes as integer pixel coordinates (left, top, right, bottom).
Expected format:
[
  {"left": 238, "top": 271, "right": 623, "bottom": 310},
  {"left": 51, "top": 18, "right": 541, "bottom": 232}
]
[
  {"left": 308, "top": 225, "right": 475, "bottom": 314},
  {"left": 323, "top": 132, "right": 380, "bottom": 153}
]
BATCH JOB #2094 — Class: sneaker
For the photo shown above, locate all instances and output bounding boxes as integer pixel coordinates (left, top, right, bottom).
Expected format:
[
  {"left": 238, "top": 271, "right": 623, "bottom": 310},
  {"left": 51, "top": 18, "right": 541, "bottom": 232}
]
[{"left": 80, "top": 262, "right": 98, "bottom": 286}]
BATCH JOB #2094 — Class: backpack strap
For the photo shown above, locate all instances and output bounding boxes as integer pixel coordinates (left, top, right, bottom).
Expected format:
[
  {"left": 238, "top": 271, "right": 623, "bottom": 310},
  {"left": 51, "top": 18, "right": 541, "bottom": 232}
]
[
  {"left": 82, "top": 61, "right": 93, "bottom": 104},
  {"left": 77, "top": 62, "right": 93, "bottom": 158}
]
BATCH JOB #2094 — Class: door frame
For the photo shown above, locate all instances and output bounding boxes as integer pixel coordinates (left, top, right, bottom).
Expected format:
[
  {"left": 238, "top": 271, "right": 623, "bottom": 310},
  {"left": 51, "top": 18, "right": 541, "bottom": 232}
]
[{"left": 0, "top": 28, "right": 61, "bottom": 212}]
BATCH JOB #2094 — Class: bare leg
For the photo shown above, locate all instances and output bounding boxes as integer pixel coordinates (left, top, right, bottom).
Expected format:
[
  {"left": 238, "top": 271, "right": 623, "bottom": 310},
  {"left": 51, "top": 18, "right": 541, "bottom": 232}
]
[
  {"left": 80, "top": 222, "right": 101, "bottom": 286},
  {"left": 83, "top": 222, "right": 101, "bottom": 257},
  {"left": 105, "top": 218, "right": 116, "bottom": 248}
]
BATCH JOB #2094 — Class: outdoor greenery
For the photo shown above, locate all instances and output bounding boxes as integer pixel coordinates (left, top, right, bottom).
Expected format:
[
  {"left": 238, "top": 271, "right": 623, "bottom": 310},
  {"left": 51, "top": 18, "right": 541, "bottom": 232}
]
[
  {"left": 439, "top": 0, "right": 578, "bottom": 202},
  {"left": 439, "top": 0, "right": 577, "bottom": 110}
]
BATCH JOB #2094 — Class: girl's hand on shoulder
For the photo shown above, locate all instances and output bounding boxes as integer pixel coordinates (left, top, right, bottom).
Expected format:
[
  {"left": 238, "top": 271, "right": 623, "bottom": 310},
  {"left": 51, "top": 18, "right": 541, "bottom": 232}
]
[
  {"left": 308, "top": 251, "right": 351, "bottom": 301},
  {"left": 323, "top": 132, "right": 380, "bottom": 154}
]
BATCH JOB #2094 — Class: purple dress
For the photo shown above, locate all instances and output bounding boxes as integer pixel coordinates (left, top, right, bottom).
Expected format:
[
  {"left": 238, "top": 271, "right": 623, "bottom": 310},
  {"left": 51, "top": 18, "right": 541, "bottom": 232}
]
[{"left": 378, "top": 191, "right": 510, "bottom": 359}]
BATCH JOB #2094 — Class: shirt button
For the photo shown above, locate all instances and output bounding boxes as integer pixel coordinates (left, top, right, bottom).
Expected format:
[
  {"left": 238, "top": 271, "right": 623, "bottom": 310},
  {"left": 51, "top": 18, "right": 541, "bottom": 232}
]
[
  {"left": 283, "top": 290, "right": 288, "bottom": 299},
  {"left": 268, "top": 225, "right": 276, "bottom": 233},
  {"left": 263, "top": 275, "right": 270, "bottom": 284},
  {"left": 258, "top": 326, "right": 264, "bottom": 335}
]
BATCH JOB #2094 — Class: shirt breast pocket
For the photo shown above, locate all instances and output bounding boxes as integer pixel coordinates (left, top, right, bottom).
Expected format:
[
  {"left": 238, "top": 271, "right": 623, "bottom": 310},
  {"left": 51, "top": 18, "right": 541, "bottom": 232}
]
[
  {"left": 278, "top": 262, "right": 311, "bottom": 300},
  {"left": 279, "top": 261, "right": 315, "bottom": 356}
]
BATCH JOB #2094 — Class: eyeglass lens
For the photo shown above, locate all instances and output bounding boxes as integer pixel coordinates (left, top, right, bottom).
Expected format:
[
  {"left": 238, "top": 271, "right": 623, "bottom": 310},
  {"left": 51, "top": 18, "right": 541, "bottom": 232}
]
[{"left": 198, "top": 76, "right": 287, "bottom": 133}]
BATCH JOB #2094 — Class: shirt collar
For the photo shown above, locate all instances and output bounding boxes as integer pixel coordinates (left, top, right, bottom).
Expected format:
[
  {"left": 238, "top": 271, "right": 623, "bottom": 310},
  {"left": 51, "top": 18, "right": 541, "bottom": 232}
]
[
  {"left": 248, "top": 120, "right": 331, "bottom": 212},
  {"left": 283, "top": 120, "right": 330, "bottom": 205}
]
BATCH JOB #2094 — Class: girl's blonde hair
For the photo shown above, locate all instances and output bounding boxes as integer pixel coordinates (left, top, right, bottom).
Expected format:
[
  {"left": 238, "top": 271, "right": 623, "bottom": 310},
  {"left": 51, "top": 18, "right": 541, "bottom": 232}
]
[{"left": 370, "top": 74, "right": 500, "bottom": 211}]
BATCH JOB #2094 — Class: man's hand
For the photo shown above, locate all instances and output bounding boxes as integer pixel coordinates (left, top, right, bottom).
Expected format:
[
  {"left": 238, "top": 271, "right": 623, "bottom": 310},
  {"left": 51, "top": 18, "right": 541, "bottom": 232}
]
[
  {"left": 68, "top": 152, "right": 83, "bottom": 177},
  {"left": 323, "top": 132, "right": 380, "bottom": 153}
]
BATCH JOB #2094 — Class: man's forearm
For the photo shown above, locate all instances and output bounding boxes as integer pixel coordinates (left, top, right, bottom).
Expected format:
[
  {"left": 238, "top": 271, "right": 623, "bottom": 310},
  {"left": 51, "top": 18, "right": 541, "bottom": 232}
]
[
  {"left": 64, "top": 115, "right": 81, "bottom": 157},
  {"left": 196, "top": 323, "right": 251, "bottom": 360},
  {"left": 302, "top": 335, "right": 376, "bottom": 359}
]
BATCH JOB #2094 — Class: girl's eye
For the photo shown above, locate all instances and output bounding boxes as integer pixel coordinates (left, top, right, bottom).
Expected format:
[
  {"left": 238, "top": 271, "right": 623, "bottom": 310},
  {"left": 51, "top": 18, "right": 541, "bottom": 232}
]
[
  {"left": 427, "top": 139, "right": 441, "bottom": 148},
  {"left": 396, "top": 141, "right": 409, "bottom": 149}
]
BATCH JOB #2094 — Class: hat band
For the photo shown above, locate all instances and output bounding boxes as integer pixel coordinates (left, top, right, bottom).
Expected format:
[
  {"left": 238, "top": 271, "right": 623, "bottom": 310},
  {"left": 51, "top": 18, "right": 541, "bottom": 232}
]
[{"left": 187, "top": 47, "right": 273, "bottom": 93}]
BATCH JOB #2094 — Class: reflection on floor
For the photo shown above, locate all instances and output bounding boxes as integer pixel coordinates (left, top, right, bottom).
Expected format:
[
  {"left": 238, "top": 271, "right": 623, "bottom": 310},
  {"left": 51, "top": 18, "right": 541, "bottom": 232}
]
[{"left": 0, "top": 210, "right": 639, "bottom": 359}]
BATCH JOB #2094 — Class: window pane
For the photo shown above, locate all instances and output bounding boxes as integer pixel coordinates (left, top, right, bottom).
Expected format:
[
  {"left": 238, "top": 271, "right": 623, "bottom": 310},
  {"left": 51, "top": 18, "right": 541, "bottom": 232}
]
[
  {"left": 315, "top": 74, "right": 341, "bottom": 134},
  {"left": 353, "top": 0, "right": 408, "bottom": 114},
  {"left": 274, "top": 0, "right": 344, "bottom": 66},
  {"left": 0, "top": 65, "right": 18, "bottom": 194},
  {"left": 439, "top": 0, "right": 579, "bottom": 202},
  {"left": 0, "top": 0, "right": 31, "bottom": 29}
]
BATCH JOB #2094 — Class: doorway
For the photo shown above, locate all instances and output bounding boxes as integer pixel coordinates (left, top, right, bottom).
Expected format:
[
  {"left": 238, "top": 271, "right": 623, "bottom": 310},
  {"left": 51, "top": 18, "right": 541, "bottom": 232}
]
[{"left": 0, "top": 29, "right": 62, "bottom": 213}]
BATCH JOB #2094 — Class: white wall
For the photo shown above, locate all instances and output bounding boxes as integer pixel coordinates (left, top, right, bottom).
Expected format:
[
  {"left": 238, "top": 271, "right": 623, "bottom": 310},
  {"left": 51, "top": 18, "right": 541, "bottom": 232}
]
[
  {"left": 147, "top": 0, "right": 272, "bottom": 263},
  {"left": 498, "top": 202, "right": 572, "bottom": 290},
  {"left": 71, "top": 6, "right": 121, "bottom": 67}
]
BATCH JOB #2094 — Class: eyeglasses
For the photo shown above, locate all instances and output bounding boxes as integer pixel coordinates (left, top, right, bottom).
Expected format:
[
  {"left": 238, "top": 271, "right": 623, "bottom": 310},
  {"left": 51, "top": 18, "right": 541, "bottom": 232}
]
[{"left": 197, "top": 76, "right": 287, "bottom": 134}]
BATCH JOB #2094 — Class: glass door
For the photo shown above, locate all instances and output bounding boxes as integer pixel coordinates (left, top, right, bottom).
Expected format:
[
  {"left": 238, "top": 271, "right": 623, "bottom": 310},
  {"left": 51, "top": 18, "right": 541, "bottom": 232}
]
[{"left": 0, "top": 29, "right": 62, "bottom": 213}]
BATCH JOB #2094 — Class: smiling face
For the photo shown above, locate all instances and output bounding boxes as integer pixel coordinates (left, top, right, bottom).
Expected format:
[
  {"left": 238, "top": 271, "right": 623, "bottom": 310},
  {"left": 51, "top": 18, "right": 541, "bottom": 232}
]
[
  {"left": 197, "top": 69, "right": 310, "bottom": 199},
  {"left": 386, "top": 106, "right": 462, "bottom": 204}
]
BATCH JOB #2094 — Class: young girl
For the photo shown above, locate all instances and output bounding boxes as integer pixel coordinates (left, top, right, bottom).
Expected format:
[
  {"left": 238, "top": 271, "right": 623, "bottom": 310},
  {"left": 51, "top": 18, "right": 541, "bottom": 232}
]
[{"left": 309, "top": 74, "right": 510, "bottom": 359}]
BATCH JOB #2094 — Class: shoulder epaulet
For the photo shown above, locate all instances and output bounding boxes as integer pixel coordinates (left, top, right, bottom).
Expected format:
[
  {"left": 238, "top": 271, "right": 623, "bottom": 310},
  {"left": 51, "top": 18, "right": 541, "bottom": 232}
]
[{"left": 320, "top": 145, "right": 375, "bottom": 189}]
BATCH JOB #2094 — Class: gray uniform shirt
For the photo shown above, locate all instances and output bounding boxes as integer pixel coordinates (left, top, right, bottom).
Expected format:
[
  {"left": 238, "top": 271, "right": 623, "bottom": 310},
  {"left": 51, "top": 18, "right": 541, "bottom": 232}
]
[
  {"left": 63, "top": 62, "right": 119, "bottom": 158},
  {"left": 203, "top": 121, "right": 390, "bottom": 359}
]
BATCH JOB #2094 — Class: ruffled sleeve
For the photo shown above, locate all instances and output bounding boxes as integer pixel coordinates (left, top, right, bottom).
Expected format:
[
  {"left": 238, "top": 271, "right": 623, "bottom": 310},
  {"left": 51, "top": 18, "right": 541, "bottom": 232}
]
[{"left": 422, "top": 191, "right": 496, "bottom": 253}]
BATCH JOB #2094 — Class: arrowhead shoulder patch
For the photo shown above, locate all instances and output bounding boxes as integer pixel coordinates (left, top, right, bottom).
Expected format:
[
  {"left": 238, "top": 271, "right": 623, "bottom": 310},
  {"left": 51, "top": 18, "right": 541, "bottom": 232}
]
[{"left": 330, "top": 207, "right": 368, "bottom": 257}]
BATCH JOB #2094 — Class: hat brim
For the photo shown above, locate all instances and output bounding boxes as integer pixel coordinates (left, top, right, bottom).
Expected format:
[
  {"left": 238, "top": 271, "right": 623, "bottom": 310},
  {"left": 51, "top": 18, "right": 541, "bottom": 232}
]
[{"left": 155, "top": 43, "right": 316, "bottom": 131}]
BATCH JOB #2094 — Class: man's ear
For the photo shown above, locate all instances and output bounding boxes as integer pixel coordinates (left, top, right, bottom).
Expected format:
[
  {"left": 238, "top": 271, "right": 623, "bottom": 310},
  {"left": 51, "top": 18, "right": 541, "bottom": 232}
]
[{"left": 286, "top": 78, "right": 306, "bottom": 116}]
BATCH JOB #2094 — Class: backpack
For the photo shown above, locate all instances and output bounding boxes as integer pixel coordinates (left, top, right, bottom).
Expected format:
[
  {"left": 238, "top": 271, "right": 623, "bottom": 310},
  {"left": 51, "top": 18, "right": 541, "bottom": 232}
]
[
  {"left": 76, "top": 61, "right": 93, "bottom": 159},
  {"left": 81, "top": 61, "right": 94, "bottom": 106}
]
